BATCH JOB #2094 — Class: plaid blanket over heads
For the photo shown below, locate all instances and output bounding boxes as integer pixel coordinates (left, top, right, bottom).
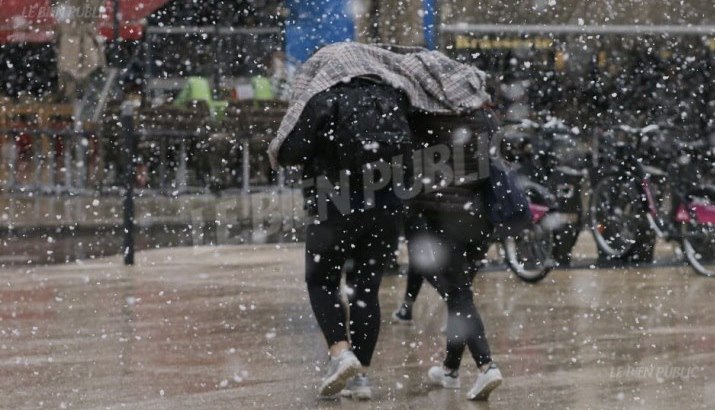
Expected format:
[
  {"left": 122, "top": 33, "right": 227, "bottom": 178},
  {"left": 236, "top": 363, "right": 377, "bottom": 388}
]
[{"left": 268, "top": 42, "right": 491, "bottom": 169}]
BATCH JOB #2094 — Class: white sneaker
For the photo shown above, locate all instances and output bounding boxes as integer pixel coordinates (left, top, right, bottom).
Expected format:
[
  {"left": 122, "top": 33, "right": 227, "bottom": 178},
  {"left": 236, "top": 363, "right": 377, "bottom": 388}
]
[
  {"left": 427, "top": 366, "right": 461, "bottom": 389},
  {"left": 340, "top": 374, "right": 372, "bottom": 400},
  {"left": 318, "top": 350, "right": 361, "bottom": 398},
  {"left": 467, "top": 363, "right": 502, "bottom": 401}
]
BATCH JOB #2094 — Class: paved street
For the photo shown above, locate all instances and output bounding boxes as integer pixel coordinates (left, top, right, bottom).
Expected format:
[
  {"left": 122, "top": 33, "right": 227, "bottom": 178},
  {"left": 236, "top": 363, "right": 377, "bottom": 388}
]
[{"left": 1, "top": 242, "right": 714, "bottom": 409}]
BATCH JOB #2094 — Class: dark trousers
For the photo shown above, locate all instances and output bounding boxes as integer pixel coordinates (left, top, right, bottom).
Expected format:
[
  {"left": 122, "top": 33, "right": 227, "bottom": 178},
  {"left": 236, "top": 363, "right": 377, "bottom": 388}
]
[
  {"left": 408, "top": 209, "right": 493, "bottom": 370},
  {"left": 402, "top": 209, "right": 483, "bottom": 303},
  {"left": 305, "top": 208, "right": 400, "bottom": 366},
  {"left": 403, "top": 210, "right": 429, "bottom": 302}
]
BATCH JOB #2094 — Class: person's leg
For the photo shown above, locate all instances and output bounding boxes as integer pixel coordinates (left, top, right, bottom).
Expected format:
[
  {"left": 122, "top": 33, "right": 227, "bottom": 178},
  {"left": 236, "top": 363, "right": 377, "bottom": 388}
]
[
  {"left": 404, "top": 209, "right": 428, "bottom": 303},
  {"left": 394, "top": 209, "right": 446, "bottom": 322},
  {"left": 404, "top": 265, "right": 425, "bottom": 303},
  {"left": 345, "top": 209, "right": 399, "bottom": 367},
  {"left": 443, "top": 285, "right": 492, "bottom": 370},
  {"left": 392, "top": 262, "right": 425, "bottom": 323},
  {"left": 305, "top": 219, "right": 363, "bottom": 397},
  {"left": 416, "top": 210, "right": 491, "bottom": 370},
  {"left": 427, "top": 230, "right": 493, "bottom": 390},
  {"left": 402, "top": 209, "right": 429, "bottom": 303},
  {"left": 424, "top": 229, "right": 469, "bottom": 388},
  {"left": 407, "top": 232, "right": 449, "bottom": 298},
  {"left": 442, "top": 215, "right": 494, "bottom": 371},
  {"left": 441, "top": 248, "right": 482, "bottom": 370},
  {"left": 305, "top": 221, "right": 350, "bottom": 354},
  {"left": 462, "top": 229, "right": 494, "bottom": 368},
  {"left": 429, "top": 212, "right": 502, "bottom": 400}
]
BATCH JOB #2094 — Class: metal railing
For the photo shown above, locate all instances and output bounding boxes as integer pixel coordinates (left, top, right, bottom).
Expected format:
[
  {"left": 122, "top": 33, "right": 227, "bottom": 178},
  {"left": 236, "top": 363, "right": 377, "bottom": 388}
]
[{"left": 0, "top": 128, "right": 98, "bottom": 194}]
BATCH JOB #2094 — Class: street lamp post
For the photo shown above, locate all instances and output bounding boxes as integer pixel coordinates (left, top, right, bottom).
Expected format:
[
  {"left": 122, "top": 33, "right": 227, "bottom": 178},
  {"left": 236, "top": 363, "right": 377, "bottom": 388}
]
[
  {"left": 370, "top": 0, "right": 381, "bottom": 43},
  {"left": 121, "top": 100, "right": 137, "bottom": 266},
  {"left": 112, "top": 0, "right": 120, "bottom": 64}
]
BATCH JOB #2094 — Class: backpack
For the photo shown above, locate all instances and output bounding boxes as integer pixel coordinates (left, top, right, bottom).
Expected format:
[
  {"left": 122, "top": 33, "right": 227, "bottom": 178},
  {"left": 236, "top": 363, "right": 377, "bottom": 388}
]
[
  {"left": 409, "top": 109, "right": 494, "bottom": 190},
  {"left": 330, "top": 80, "right": 414, "bottom": 208},
  {"left": 333, "top": 81, "right": 413, "bottom": 173}
]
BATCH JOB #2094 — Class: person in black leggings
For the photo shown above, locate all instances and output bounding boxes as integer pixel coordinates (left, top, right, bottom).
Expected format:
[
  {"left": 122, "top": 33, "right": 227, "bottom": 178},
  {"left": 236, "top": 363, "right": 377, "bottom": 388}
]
[
  {"left": 402, "top": 109, "right": 503, "bottom": 400},
  {"left": 418, "top": 209, "right": 493, "bottom": 369},
  {"left": 396, "top": 203, "right": 493, "bottom": 367},
  {"left": 412, "top": 196, "right": 502, "bottom": 400},
  {"left": 277, "top": 78, "right": 412, "bottom": 399}
]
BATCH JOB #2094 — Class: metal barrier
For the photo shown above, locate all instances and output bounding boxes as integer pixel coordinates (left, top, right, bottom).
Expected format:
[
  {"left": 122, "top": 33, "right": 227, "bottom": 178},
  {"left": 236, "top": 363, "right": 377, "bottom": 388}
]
[
  {"left": 143, "top": 26, "right": 283, "bottom": 99},
  {"left": 1, "top": 102, "right": 287, "bottom": 197},
  {"left": 114, "top": 99, "right": 289, "bottom": 264},
  {"left": 0, "top": 128, "right": 99, "bottom": 194}
]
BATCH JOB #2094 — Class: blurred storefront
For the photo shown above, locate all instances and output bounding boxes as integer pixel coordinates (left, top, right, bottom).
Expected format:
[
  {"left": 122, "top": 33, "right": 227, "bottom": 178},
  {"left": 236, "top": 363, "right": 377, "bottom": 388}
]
[{"left": 441, "top": 25, "right": 713, "bottom": 132}]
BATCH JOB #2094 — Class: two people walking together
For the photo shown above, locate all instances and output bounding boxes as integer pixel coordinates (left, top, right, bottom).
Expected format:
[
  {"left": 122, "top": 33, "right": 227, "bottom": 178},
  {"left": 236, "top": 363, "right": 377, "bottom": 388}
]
[{"left": 268, "top": 42, "right": 503, "bottom": 402}]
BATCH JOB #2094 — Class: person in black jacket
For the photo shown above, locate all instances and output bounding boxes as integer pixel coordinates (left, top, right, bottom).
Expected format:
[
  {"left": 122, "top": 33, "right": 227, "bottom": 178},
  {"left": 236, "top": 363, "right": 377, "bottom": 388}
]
[
  {"left": 403, "top": 109, "right": 504, "bottom": 401},
  {"left": 277, "top": 77, "right": 412, "bottom": 400}
]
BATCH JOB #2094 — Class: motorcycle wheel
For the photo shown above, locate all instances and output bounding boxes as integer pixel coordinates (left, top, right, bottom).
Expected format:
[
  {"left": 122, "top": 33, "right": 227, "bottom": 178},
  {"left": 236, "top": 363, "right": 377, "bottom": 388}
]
[
  {"left": 589, "top": 175, "right": 643, "bottom": 258},
  {"left": 503, "top": 222, "right": 555, "bottom": 283}
]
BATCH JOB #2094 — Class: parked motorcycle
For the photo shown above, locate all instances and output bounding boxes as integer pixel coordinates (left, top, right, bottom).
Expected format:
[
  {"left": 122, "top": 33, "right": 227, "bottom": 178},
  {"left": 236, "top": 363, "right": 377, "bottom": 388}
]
[{"left": 500, "top": 118, "right": 590, "bottom": 267}]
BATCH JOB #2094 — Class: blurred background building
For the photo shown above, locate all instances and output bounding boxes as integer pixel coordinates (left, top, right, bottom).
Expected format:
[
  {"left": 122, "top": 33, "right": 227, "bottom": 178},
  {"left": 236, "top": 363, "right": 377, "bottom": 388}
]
[{"left": 0, "top": 0, "right": 712, "bottom": 262}]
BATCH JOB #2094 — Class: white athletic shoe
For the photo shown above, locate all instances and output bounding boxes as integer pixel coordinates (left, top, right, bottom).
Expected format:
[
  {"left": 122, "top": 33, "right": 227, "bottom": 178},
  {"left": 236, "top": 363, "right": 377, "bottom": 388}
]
[
  {"left": 340, "top": 374, "right": 372, "bottom": 400},
  {"left": 467, "top": 363, "right": 502, "bottom": 401},
  {"left": 318, "top": 350, "right": 362, "bottom": 398},
  {"left": 427, "top": 366, "right": 461, "bottom": 389}
]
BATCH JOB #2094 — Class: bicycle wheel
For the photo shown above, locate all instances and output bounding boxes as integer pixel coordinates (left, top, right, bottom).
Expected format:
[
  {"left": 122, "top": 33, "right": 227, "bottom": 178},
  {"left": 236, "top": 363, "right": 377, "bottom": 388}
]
[
  {"left": 589, "top": 175, "right": 643, "bottom": 258},
  {"left": 503, "top": 222, "right": 555, "bottom": 283},
  {"left": 681, "top": 191, "right": 715, "bottom": 277}
]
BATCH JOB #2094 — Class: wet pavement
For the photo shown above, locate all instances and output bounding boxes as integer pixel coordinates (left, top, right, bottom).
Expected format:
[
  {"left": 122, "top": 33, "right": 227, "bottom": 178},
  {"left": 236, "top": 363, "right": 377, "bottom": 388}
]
[{"left": 1, "top": 242, "right": 714, "bottom": 409}]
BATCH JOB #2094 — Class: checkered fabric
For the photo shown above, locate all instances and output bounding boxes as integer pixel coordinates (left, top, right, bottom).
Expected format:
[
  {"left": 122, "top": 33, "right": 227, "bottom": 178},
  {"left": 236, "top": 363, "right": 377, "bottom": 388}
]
[{"left": 268, "top": 42, "right": 490, "bottom": 169}]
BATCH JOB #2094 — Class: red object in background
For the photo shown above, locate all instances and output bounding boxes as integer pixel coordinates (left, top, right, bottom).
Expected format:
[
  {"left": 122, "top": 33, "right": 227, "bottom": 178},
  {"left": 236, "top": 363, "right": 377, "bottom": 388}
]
[
  {"left": 97, "top": 0, "right": 170, "bottom": 41},
  {"left": 0, "top": 0, "right": 54, "bottom": 43},
  {"left": 675, "top": 203, "right": 715, "bottom": 225},
  {"left": 15, "top": 132, "right": 33, "bottom": 159},
  {"left": 0, "top": 0, "right": 170, "bottom": 44},
  {"left": 529, "top": 203, "right": 549, "bottom": 224}
]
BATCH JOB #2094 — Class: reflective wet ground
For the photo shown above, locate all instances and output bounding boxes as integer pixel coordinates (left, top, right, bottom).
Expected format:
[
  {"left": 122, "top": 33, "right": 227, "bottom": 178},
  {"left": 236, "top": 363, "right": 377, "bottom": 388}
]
[{"left": 1, "top": 242, "right": 714, "bottom": 409}]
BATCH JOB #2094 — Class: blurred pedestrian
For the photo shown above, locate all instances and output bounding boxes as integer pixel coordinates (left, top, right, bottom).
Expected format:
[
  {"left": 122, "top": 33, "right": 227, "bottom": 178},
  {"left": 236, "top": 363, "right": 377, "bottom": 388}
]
[
  {"left": 406, "top": 110, "right": 503, "bottom": 401},
  {"left": 272, "top": 76, "right": 412, "bottom": 399}
]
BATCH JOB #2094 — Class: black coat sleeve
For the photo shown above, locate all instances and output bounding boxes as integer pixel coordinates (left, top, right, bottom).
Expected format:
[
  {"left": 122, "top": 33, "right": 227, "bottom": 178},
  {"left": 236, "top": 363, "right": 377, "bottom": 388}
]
[{"left": 278, "top": 96, "right": 332, "bottom": 167}]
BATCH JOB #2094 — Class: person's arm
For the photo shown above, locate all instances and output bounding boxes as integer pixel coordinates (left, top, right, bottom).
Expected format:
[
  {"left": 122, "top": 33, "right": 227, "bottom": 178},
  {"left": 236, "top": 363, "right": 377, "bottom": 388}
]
[{"left": 278, "top": 96, "right": 332, "bottom": 166}]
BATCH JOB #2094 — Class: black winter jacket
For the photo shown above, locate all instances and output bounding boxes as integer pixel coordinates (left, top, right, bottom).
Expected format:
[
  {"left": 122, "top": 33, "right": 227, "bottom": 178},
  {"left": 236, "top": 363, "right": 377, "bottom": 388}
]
[
  {"left": 278, "top": 78, "right": 412, "bottom": 218},
  {"left": 408, "top": 109, "right": 497, "bottom": 215}
]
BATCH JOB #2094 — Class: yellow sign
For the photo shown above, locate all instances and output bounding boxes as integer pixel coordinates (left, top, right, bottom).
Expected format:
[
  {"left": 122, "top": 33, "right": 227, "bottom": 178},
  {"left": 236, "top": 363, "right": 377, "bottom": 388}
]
[{"left": 454, "top": 35, "right": 554, "bottom": 50}]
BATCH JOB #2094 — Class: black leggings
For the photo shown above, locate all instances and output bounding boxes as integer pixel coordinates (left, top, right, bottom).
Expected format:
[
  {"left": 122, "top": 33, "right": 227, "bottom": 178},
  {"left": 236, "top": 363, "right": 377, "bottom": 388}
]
[
  {"left": 402, "top": 209, "right": 480, "bottom": 303},
  {"left": 305, "top": 208, "right": 399, "bottom": 366},
  {"left": 408, "top": 209, "right": 493, "bottom": 370},
  {"left": 402, "top": 210, "right": 430, "bottom": 302}
]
